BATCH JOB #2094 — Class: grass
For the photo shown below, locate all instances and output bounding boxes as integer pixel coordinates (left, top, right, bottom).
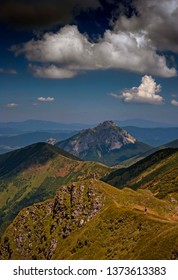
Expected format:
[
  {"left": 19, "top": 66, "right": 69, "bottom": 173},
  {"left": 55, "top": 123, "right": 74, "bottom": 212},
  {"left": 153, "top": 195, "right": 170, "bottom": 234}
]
[
  {"left": 0, "top": 145, "right": 112, "bottom": 236},
  {"left": 104, "top": 148, "right": 178, "bottom": 198},
  {"left": 1, "top": 179, "right": 178, "bottom": 260}
]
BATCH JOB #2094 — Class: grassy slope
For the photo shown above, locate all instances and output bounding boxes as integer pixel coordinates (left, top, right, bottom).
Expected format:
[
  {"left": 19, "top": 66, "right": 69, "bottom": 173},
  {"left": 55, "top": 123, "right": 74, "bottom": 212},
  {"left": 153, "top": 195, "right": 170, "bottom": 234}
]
[
  {"left": 0, "top": 143, "right": 112, "bottom": 236},
  {"left": 118, "top": 139, "right": 178, "bottom": 167},
  {"left": 104, "top": 148, "right": 178, "bottom": 199},
  {"left": 1, "top": 180, "right": 178, "bottom": 260}
]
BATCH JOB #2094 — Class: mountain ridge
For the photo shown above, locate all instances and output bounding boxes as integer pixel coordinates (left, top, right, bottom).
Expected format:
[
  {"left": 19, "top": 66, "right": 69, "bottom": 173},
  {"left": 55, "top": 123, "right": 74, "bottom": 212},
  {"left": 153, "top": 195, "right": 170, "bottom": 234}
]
[
  {"left": 1, "top": 179, "right": 178, "bottom": 260},
  {"left": 0, "top": 142, "right": 82, "bottom": 178},
  {"left": 104, "top": 147, "right": 178, "bottom": 199},
  {"left": 0, "top": 143, "right": 112, "bottom": 236}
]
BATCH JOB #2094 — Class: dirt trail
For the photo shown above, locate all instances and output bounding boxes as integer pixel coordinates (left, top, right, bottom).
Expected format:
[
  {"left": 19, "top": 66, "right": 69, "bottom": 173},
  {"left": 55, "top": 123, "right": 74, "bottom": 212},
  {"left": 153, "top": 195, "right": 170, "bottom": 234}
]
[{"left": 112, "top": 199, "right": 178, "bottom": 225}]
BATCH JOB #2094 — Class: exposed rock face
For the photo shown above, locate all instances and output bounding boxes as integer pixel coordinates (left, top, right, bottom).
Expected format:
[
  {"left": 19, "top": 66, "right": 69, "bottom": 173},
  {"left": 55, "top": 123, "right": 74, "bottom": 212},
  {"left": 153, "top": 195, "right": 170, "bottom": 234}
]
[
  {"left": 57, "top": 121, "right": 136, "bottom": 156},
  {"left": 46, "top": 138, "right": 57, "bottom": 145},
  {"left": 0, "top": 181, "right": 105, "bottom": 260},
  {"left": 56, "top": 120, "right": 149, "bottom": 166}
]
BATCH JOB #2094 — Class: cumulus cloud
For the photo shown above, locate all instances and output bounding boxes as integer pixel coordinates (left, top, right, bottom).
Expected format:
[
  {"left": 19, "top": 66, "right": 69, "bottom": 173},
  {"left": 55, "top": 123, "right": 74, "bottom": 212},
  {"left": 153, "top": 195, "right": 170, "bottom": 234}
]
[
  {"left": 171, "top": 99, "right": 178, "bottom": 106},
  {"left": 114, "top": 0, "right": 178, "bottom": 53},
  {"left": 11, "top": 25, "right": 176, "bottom": 78},
  {"left": 5, "top": 103, "right": 19, "bottom": 108},
  {"left": 120, "top": 75, "right": 164, "bottom": 105},
  {"left": 0, "top": 0, "right": 100, "bottom": 29},
  {"left": 0, "top": 68, "right": 17, "bottom": 75},
  {"left": 37, "top": 97, "right": 55, "bottom": 102},
  {"left": 30, "top": 64, "right": 77, "bottom": 79}
]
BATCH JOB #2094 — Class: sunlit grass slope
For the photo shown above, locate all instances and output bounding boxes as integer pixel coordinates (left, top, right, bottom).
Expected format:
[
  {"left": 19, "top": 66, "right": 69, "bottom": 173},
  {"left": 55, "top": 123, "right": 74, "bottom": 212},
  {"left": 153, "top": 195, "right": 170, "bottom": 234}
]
[
  {"left": 1, "top": 179, "right": 178, "bottom": 260},
  {"left": 0, "top": 143, "right": 112, "bottom": 235}
]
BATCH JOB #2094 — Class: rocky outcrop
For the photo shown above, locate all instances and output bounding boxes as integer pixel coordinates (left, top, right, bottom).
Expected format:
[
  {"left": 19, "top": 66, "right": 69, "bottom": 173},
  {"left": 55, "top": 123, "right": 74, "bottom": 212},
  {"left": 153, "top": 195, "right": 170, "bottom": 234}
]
[{"left": 0, "top": 181, "right": 105, "bottom": 260}]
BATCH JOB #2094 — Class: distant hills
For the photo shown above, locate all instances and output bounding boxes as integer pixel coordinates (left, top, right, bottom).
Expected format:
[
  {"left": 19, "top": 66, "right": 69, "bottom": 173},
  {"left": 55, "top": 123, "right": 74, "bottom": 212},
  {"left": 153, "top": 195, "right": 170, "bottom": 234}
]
[
  {"left": 56, "top": 121, "right": 152, "bottom": 166},
  {"left": 0, "top": 120, "right": 92, "bottom": 134},
  {"left": 0, "top": 143, "right": 111, "bottom": 235},
  {"left": 0, "top": 118, "right": 176, "bottom": 134},
  {"left": 0, "top": 131, "right": 76, "bottom": 154},
  {"left": 0, "top": 119, "right": 178, "bottom": 155},
  {"left": 116, "top": 119, "right": 177, "bottom": 128},
  {"left": 124, "top": 126, "right": 178, "bottom": 146},
  {"left": 104, "top": 148, "right": 178, "bottom": 199}
]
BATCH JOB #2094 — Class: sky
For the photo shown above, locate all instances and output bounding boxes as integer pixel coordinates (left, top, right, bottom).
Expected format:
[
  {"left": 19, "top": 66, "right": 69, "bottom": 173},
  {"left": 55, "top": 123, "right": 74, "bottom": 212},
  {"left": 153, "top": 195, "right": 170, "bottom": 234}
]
[{"left": 0, "top": 0, "right": 178, "bottom": 125}]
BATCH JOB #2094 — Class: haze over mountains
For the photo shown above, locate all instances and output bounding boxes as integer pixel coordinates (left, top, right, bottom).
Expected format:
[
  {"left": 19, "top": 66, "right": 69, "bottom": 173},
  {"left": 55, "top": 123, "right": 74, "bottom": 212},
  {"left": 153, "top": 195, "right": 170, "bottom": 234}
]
[
  {"left": 0, "top": 118, "right": 176, "bottom": 133},
  {"left": 0, "top": 119, "right": 178, "bottom": 155},
  {"left": 125, "top": 127, "right": 178, "bottom": 147},
  {"left": 0, "top": 120, "right": 178, "bottom": 260}
]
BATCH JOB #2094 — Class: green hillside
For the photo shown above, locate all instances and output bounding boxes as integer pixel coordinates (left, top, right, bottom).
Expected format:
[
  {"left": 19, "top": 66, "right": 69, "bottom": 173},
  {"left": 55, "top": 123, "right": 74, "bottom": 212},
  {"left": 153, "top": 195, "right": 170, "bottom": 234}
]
[
  {"left": 104, "top": 148, "right": 178, "bottom": 199},
  {"left": 1, "top": 179, "right": 178, "bottom": 260},
  {"left": 0, "top": 142, "right": 81, "bottom": 177},
  {"left": 0, "top": 143, "right": 112, "bottom": 236},
  {"left": 117, "top": 139, "right": 178, "bottom": 167}
]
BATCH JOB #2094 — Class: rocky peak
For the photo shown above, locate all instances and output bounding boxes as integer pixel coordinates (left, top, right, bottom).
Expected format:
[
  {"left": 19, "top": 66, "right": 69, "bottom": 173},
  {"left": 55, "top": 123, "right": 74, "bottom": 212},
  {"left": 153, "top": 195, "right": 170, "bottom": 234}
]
[
  {"left": 95, "top": 120, "right": 116, "bottom": 130},
  {"left": 79, "top": 120, "right": 136, "bottom": 151},
  {"left": 56, "top": 120, "right": 140, "bottom": 165}
]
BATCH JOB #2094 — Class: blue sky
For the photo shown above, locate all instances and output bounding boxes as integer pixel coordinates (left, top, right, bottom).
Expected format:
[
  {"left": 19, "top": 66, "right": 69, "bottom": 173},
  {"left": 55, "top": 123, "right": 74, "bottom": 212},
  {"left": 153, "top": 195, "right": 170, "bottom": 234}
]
[{"left": 0, "top": 0, "right": 178, "bottom": 125}]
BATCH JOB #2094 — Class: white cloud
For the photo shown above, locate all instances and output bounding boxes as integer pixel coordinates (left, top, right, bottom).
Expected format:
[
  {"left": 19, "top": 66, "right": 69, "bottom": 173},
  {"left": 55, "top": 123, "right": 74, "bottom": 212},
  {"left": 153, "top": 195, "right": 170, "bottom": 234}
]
[
  {"left": 5, "top": 103, "right": 19, "bottom": 108},
  {"left": 120, "top": 75, "right": 164, "bottom": 105},
  {"left": 171, "top": 99, "right": 178, "bottom": 106},
  {"left": 0, "top": 68, "right": 17, "bottom": 75},
  {"left": 30, "top": 64, "right": 77, "bottom": 79},
  {"left": 37, "top": 97, "right": 55, "bottom": 102},
  {"left": 11, "top": 25, "right": 176, "bottom": 79}
]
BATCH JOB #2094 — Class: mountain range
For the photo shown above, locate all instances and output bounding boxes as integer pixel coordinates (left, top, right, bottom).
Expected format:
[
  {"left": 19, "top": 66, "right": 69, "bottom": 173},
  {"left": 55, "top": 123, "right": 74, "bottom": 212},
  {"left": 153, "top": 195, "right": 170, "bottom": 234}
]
[
  {"left": 0, "top": 120, "right": 92, "bottom": 133},
  {"left": 0, "top": 131, "right": 76, "bottom": 154},
  {"left": 125, "top": 126, "right": 178, "bottom": 146},
  {"left": 0, "top": 120, "right": 178, "bottom": 155},
  {"left": 0, "top": 120, "right": 178, "bottom": 260},
  {"left": 0, "top": 118, "right": 176, "bottom": 133}
]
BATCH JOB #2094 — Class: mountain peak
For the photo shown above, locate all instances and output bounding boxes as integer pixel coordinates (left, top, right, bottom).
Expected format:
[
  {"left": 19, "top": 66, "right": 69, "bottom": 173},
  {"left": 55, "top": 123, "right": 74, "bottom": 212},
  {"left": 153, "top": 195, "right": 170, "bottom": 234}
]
[
  {"left": 55, "top": 121, "right": 153, "bottom": 166},
  {"left": 96, "top": 120, "right": 116, "bottom": 129},
  {"left": 85, "top": 120, "right": 137, "bottom": 147}
]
